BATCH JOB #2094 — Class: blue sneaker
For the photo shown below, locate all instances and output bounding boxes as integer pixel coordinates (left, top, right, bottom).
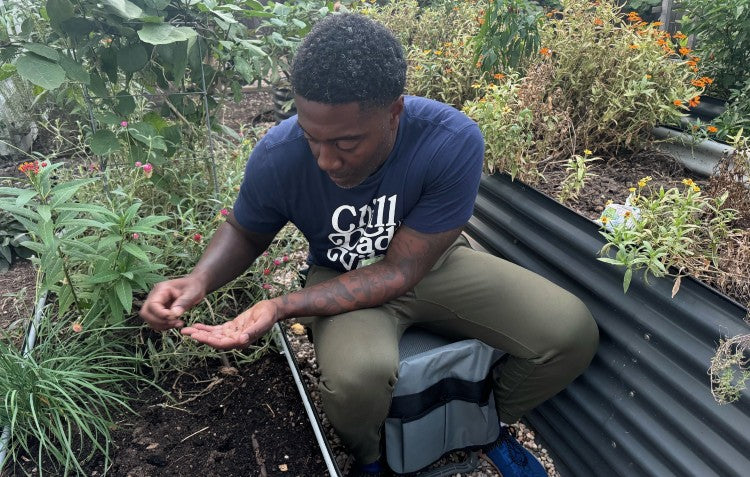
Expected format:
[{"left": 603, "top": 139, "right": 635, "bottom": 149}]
[
  {"left": 483, "top": 425, "right": 547, "bottom": 477},
  {"left": 351, "top": 459, "right": 392, "bottom": 477}
]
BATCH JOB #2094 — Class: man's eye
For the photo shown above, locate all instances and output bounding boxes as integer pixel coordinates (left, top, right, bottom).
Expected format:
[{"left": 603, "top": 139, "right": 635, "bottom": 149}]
[{"left": 335, "top": 140, "right": 359, "bottom": 151}]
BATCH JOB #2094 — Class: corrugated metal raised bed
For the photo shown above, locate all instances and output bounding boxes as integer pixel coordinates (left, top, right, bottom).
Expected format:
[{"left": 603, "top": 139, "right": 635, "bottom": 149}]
[{"left": 466, "top": 173, "right": 750, "bottom": 477}]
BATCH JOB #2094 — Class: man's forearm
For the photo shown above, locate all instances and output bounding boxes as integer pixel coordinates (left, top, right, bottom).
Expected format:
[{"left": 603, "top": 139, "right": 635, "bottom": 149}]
[
  {"left": 272, "top": 259, "right": 411, "bottom": 319},
  {"left": 190, "top": 215, "right": 275, "bottom": 294}
]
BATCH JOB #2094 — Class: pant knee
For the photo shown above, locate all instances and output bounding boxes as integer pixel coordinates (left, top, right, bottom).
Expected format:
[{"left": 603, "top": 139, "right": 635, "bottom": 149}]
[{"left": 319, "top": 354, "right": 398, "bottom": 409}]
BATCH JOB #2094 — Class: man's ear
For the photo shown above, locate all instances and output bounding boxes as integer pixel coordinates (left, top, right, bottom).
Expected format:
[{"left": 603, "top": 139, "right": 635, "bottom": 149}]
[{"left": 389, "top": 95, "right": 405, "bottom": 129}]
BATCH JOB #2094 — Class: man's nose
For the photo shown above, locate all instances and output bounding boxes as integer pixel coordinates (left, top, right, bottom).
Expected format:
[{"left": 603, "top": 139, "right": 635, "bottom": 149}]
[{"left": 316, "top": 143, "right": 340, "bottom": 172}]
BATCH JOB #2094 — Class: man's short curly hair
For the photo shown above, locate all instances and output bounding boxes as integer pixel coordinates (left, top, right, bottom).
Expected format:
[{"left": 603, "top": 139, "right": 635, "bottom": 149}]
[{"left": 291, "top": 13, "right": 406, "bottom": 108}]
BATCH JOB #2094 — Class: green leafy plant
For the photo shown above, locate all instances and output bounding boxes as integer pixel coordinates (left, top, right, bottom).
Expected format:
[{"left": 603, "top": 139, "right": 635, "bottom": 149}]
[
  {"left": 598, "top": 177, "right": 736, "bottom": 293},
  {"left": 0, "top": 160, "right": 168, "bottom": 324},
  {"left": 0, "top": 210, "right": 32, "bottom": 273},
  {"left": 473, "top": 0, "right": 542, "bottom": 74},
  {"left": 557, "top": 149, "right": 599, "bottom": 203},
  {"left": 462, "top": 78, "right": 537, "bottom": 180},
  {"left": 539, "top": 0, "right": 701, "bottom": 153},
  {"left": 0, "top": 317, "right": 150, "bottom": 474},
  {"left": 710, "top": 334, "right": 750, "bottom": 404},
  {"left": 679, "top": 0, "right": 750, "bottom": 97}
]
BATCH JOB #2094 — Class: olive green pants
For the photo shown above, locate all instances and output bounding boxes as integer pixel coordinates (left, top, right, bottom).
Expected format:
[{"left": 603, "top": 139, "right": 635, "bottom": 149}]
[{"left": 299, "top": 236, "right": 598, "bottom": 464}]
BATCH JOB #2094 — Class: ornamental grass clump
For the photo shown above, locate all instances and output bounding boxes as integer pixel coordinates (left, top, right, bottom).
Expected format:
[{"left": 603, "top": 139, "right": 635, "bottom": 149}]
[
  {"left": 0, "top": 317, "right": 149, "bottom": 474},
  {"left": 598, "top": 177, "right": 736, "bottom": 293},
  {"left": 539, "top": 0, "right": 702, "bottom": 153}
]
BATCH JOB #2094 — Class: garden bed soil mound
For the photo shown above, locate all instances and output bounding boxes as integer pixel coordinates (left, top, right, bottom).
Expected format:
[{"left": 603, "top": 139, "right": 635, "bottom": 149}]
[{"left": 8, "top": 352, "right": 329, "bottom": 477}]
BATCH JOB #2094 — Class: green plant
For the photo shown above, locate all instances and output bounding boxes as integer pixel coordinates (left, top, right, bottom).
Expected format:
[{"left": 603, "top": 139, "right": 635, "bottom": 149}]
[
  {"left": 255, "top": 0, "right": 331, "bottom": 85},
  {"left": 0, "top": 160, "right": 168, "bottom": 324},
  {"left": 0, "top": 210, "right": 32, "bottom": 273},
  {"left": 0, "top": 317, "right": 150, "bottom": 475},
  {"left": 538, "top": 0, "right": 702, "bottom": 153},
  {"left": 473, "top": 0, "right": 542, "bottom": 74},
  {"left": 679, "top": 0, "right": 750, "bottom": 97},
  {"left": 557, "top": 149, "right": 599, "bottom": 203},
  {"left": 407, "top": 39, "right": 489, "bottom": 108},
  {"left": 598, "top": 177, "right": 737, "bottom": 293},
  {"left": 710, "top": 334, "right": 750, "bottom": 404},
  {"left": 463, "top": 78, "right": 537, "bottom": 180}
]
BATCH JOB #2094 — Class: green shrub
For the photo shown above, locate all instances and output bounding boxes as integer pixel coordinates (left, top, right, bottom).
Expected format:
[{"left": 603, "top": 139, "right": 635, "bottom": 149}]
[
  {"left": 473, "top": 0, "right": 542, "bottom": 74},
  {"left": 539, "top": 0, "right": 701, "bottom": 153}
]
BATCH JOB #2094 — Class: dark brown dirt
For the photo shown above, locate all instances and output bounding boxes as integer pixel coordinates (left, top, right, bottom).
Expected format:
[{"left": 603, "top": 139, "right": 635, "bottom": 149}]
[
  {"left": 0, "top": 259, "right": 37, "bottom": 346},
  {"left": 7, "top": 353, "right": 329, "bottom": 477}
]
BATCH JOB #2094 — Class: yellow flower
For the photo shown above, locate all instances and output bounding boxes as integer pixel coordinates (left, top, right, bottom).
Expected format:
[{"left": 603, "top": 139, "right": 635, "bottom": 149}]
[
  {"left": 682, "top": 178, "right": 695, "bottom": 186},
  {"left": 471, "top": 83, "right": 481, "bottom": 89},
  {"left": 692, "top": 185, "right": 700, "bottom": 192},
  {"left": 423, "top": 49, "right": 431, "bottom": 54},
  {"left": 605, "top": 199, "right": 613, "bottom": 206},
  {"left": 600, "top": 216, "right": 609, "bottom": 224},
  {"left": 638, "top": 180, "right": 646, "bottom": 188},
  {"left": 584, "top": 149, "right": 592, "bottom": 155},
  {"left": 434, "top": 50, "right": 443, "bottom": 56},
  {"left": 624, "top": 210, "right": 632, "bottom": 218},
  {"left": 628, "top": 187, "right": 636, "bottom": 192}
]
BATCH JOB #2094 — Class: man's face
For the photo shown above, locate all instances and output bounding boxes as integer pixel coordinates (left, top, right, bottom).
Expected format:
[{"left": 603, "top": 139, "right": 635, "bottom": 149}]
[{"left": 295, "top": 95, "right": 404, "bottom": 189}]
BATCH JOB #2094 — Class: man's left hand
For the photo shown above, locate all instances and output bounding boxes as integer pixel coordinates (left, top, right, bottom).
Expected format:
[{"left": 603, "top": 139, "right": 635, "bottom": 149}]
[{"left": 181, "top": 299, "right": 280, "bottom": 350}]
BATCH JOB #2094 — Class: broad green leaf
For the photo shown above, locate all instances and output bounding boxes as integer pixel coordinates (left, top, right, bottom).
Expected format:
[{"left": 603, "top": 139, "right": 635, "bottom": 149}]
[
  {"left": 23, "top": 43, "right": 59, "bottom": 61},
  {"left": 623, "top": 268, "right": 633, "bottom": 293},
  {"left": 89, "top": 73, "right": 108, "bottom": 97},
  {"left": 102, "top": 0, "right": 143, "bottom": 19},
  {"left": 138, "top": 23, "right": 197, "bottom": 45},
  {"left": 58, "top": 54, "right": 90, "bottom": 84},
  {"left": 107, "top": 290, "right": 124, "bottom": 323},
  {"left": 234, "top": 56, "right": 257, "bottom": 83},
  {"left": 89, "top": 130, "right": 121, "bottom": 155},
  {"left": 117, "top": 42, "right": 149, "bottom": 73},
  {"left": 84, "top": 271, "right": 121, "bottom": 284},
  {"left": 38, "top": 205, "right": 51, "bottom": 222},
  {"left": 114, "top": 278, "right": 133, "bottom": 313},
  {"left": 60, "top": 17, "right": 95, "bottom": 40},
  {"left": 122, "top": 242, "right": 149, "bottom": 262},
  {"left": 19, "top": 241, "right": 45, "bottom": 254},
  {"left": 58, "top": 284, "right": 75, "bottom": 317},
  {"left": 128, "top": 122, "right": 167, "bottom": 150},
  {"left": 15, "top": 53, "right": 66, "bottom": 90},
  {"left": 115, "top": 92, "right": 136, "bottom": 116},
  {"left": 133, "top": 215, "right": 168, "bottom": 228},
  {"left": 0, "top": 63, "right": 16, "bottom": 81},
  {"left": 144, "top": 0, "right": 170, "bottom": 9},
  {"left": 95, "top": 110, "right": 122, "bottom": 126},
  {"left": 46, "top": 0, "right": 75, "bottom": 33},
  {"left": 15, "top": 189, "right": 37, "bottom": 207}
]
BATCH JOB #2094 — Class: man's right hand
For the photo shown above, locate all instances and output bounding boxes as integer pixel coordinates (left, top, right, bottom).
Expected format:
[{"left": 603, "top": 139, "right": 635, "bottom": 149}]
[{"left": 139, "top": 275, "right": 207, "bottom": 331}]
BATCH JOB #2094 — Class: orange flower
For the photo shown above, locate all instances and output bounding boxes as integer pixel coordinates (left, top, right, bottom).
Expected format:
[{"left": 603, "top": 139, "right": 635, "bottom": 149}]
[
  {"left": 72, "top": 322, "right": 83, "bottom": 333},
  {"left": 645, "top": 74, "right": 652, "bottom": 79},
  {"left": 688, "top": 96, "right": 700, "bottom": 107},
  {"left": 493, "top": 73, "right": 505, "bottom": 80},
  {"left": 678, "top": 47, "right": 691, "bottom": 56},
  {"left": 691, "top": 78, "right": 706, "bottom": 87},
  {"left": 673, "top": 99, "right": 683, "bottom": 107},
  {"left": 629, "top": 44, "right": 639, "bottom": 49},
  {"left": 707, "top": 125, "right": 718, "bottom": 133},
  {"left": 702, "top": 76, "right": 714, "bottom": 84},
  {"left": 651, "top": 21, "right": 663, "bottom": 27},
  {"left": 594, "top": 17, "right": 603, "bottom": 26},
  {"left": 673, "top": 32, "right": 687, "bottom": 40},
  {"left": 539, "top": 47, "right": 552, "bottom": 56}
]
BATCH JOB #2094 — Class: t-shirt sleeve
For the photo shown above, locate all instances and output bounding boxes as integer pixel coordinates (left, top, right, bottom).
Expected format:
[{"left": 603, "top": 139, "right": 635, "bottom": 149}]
[
  {"left": 402, "top": 122, "right": 484, "bottom": 234},
  {"left": 232, "top": 139, "right": 289, "bottom": 235}
]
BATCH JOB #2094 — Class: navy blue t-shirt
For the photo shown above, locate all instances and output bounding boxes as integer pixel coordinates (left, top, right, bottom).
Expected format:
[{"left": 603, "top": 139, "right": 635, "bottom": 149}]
[{"left": 233, "top": 96, "right": 484, "bottom": 272}]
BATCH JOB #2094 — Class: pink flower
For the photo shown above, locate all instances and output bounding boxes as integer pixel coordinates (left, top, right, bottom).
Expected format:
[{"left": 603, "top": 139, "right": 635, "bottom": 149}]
[
  {"left": 121, "top": 121, "right": 128, "bottom": 127},
  {"left": 262, "top": 251, "right": 269, "bottom": 256},
  {"left": 220, "top": 208, "right": 229, "bottom": 216},
  {"left": 135, "top": 161, "right": 142, "bottom": 167},
  {"left": 142, "top": 163, "right": 153, "bottom": 178},
  {"left": 263, "top": 268, "right": 271, "bottom": 275},
  {"left": 262, "top": 284, "right": 271, "bottom": 290},
  {"left": 132, "top": 233, "right": 140, "bottom": 240},
  {"left": 273, "top": 258, "right": 281, "bottom": 266},
  {"left": 41, "top": 162, "right": 47, "bottom": 167},
  {"left": 283, "top": 255, "right": 289, "bottom": 262},
  {"left": 72, "top": 322, "right": 83, "bottom": 333},
  {"left": 192, "top": 233, "right": 202, "bottom": 242}
]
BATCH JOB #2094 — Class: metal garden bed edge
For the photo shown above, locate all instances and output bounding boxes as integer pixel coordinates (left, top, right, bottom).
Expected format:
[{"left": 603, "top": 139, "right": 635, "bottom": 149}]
[{"left": 466, "top": 173, "right": 750, "bottom": 477}]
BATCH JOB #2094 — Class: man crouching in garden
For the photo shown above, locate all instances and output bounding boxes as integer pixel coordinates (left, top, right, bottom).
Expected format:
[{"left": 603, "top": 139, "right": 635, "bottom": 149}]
[{"left": 140, "top": 13, "right": 598, "bottom": 477}]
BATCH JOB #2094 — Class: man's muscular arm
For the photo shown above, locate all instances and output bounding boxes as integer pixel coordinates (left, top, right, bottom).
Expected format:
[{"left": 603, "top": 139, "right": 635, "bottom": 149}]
[{"left": 274, "top": 225, "right": 462, "bottom": 318}]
